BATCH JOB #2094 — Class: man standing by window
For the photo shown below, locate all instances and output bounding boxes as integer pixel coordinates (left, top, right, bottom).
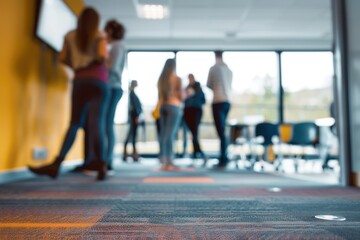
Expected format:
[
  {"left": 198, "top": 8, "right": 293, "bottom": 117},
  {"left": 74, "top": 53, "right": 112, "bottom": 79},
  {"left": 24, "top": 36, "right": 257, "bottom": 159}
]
[{"left": 207, "top": 51, "right": 233, "bottom": 169}]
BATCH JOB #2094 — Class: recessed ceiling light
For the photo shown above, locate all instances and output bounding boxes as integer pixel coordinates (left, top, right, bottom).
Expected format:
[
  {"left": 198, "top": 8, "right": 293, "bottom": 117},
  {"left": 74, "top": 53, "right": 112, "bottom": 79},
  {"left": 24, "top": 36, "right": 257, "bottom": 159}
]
[{"left": 134, "top": 0, "right": 170, "bottom": 20}]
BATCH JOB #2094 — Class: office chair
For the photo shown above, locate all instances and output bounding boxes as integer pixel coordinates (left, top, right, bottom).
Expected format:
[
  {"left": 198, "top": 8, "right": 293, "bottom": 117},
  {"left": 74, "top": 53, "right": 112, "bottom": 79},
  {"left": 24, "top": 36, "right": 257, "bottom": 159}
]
[
  {"left": 253, "top": 122, "right": 279, "bottom": 170},
  {"left": 228, "top": 124, "right": 251, "bottom": 169},
  {"left": 289, "top": 122, "right": 319, "bottom": 172}
]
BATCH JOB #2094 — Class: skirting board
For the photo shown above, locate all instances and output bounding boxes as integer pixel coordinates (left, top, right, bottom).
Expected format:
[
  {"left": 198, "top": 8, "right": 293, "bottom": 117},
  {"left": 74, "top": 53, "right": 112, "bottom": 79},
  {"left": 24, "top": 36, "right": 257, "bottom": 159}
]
[{"left": 0, "top": 160, "right": 82, "bottom": 184}]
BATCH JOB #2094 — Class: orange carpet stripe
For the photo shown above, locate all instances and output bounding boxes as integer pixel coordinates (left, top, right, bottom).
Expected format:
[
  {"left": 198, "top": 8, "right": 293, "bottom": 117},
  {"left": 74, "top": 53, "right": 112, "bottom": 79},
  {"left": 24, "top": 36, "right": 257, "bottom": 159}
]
[
  {"left": 0, "top": 223, "right": 93, "bottom": 228},
  {"left": 143, "top": 177, "right": 214, "bottom": 183}
]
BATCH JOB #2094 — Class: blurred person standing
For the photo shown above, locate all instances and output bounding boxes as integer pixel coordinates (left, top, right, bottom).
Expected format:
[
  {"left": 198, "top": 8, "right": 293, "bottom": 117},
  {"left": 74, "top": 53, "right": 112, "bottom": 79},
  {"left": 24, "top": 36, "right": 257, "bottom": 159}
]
[
  {"left": 207, "top": 51, "right": 233, "bottom": 169},
  {"left": 158, "top": 59, "right": 183, "bottom": 171},
  {"left": 103, "top": 20, "right": 126, "bottom": 169},
  {"left": 72, "top": 19, "right": 126, "bottom": 173},
  {"left": 29, "top": 7, "right": 109, "bottom": 180},
  {"left": 184, "top": 73, "right": 206, "bottom": 162},
  {"left": 123, "top": 80, "right": 143, "bottom": 162}
]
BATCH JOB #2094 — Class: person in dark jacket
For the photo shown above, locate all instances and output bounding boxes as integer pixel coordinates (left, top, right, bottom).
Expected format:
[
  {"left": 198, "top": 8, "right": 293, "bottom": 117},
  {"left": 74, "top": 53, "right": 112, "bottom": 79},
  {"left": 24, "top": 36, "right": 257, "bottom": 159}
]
[
  {"left": 184, "top": 74, "right": 207, "bottom": 162},
  {"left": 123, "top": 80, "right": 142, "bottom": 161}
]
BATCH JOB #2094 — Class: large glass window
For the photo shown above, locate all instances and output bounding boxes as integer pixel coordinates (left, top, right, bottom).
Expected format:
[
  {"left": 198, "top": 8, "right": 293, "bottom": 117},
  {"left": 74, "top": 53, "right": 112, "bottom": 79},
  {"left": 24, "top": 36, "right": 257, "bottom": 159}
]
[
  {"left": 126, "top": 51, "right": 175, "bottom": 121},
  {"left": 176, "top": 51, "right": 214, "bottom": 129},
  {"left": 223, "top": 52, "right": 279, "bottom": 123},
  {"left": 281, "top": 52, "right": 334, "bottom": 122},
  {"left": 114, "top": 51, "right": 175, "bottom": 154},
  {"left": 176, "top": 51, "right": 214, "bottom": 86},
  {"left": 117, "top": 50, "right": 336, "bottom": 159},
  {"left": 175, "top": 51, "right": 279, "bottom": 154}
]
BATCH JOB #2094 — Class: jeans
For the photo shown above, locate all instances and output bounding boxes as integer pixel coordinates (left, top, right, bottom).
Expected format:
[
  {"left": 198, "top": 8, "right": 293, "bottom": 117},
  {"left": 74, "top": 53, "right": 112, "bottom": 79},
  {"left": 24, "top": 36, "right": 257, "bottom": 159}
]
[
  {"left": 106, "top": 88, "right": 123, "bottom": 166},
  {"left": 58, "top": 79, "right": 109, "bottom": 164},
  {"left": 159, "top": 104, "right": 182, "bottom": 164},
  {"left": 212, "top": 102, "right": 230, "bottom": 166}
]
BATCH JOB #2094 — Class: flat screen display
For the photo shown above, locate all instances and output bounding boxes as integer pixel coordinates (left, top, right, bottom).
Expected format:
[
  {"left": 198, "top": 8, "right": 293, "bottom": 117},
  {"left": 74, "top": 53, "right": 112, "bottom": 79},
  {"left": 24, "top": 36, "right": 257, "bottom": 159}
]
[{"left": 36, "top": 0, "right": 77, "bottom": 52}]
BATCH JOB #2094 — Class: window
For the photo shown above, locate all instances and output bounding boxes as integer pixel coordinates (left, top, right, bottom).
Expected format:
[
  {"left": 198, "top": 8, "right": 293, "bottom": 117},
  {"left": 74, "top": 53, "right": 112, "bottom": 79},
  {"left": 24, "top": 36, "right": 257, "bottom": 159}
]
[
  {"left": 115, "top": 51, "right": 175, "bottom": 150},
  {"left": 281, "top": 52, "right": 334, "bottom": 122},
  {"left": 125, "top": 51, "right": 175, "bottom": 122},
  {"left": 223, "top": 52, "right": 279, "bottom": 123},
  {"left": 118, "top": 50, "right": 336, "bottom": 158}
]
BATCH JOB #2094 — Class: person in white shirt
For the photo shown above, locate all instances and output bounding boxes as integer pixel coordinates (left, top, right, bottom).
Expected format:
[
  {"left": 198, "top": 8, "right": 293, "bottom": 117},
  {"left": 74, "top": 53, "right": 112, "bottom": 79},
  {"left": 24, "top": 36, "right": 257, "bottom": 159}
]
[{"left": 207, "top": 50, "right": 233, "bottom": 169}]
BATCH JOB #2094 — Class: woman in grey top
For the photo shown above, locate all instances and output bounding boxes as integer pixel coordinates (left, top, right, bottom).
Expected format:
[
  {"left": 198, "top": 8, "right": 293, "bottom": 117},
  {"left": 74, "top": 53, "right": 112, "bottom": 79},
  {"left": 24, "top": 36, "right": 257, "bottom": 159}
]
[{"left": 104, "top": 20, "right": 126, "bottom": 170}]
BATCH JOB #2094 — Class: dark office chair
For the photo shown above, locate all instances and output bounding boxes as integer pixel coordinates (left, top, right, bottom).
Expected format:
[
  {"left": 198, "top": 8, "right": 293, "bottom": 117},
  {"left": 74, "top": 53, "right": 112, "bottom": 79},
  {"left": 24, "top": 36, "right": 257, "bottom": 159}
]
[
  {"left": 253, "top": 122, "right": 279, "bottom": 170},
  {"left": 289, "top": 122, "right": 319, "bottom": 172},
  {"left": 228, "top": 124, "right": 251, "bottom": 169}
]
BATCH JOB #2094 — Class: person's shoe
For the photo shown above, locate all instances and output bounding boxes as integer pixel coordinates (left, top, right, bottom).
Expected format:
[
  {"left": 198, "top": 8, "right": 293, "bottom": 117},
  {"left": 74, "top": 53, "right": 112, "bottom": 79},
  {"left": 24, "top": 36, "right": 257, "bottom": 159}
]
[
  {"left": 200, "top": 152, "right": 208, "bottom": 167},
  {"left": 70, "top": 165, "right": 84, "bottom": 173},
  {"left": 96, "top": 161, "right": 107, "bottom": 181},
  {"left": 82, "top": 162, "right": 99, "bottom": 171},
  {"left": 132, "top": 152, "right": 139, "bottom": 162},
  {"left": 28, "top": 156, "right": 62, "bottom": 179},
  {"left": 123, "top": 150, "right": 128, "bottom": 162},
  {"left": 106, "top": 165, "right": 115, "bottom": 176},
  {"left": 81, "top": 161, "right": 108, "bottom": 180},
  {"left": 212, "top": 164, "right": 227, "bottom": 171},
  {"left": 159, "top": 163, "right": 180, "bottom": 171},
  {"left": 167, "top": 163, "right": 180, "bottom": 171}
]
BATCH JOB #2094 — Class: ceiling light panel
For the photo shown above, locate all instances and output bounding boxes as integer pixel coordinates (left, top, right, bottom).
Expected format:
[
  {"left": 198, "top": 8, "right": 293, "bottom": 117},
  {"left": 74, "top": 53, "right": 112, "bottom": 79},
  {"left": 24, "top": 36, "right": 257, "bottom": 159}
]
[{"left": 134, "top": 0, "right": 170, "bottom": 19}]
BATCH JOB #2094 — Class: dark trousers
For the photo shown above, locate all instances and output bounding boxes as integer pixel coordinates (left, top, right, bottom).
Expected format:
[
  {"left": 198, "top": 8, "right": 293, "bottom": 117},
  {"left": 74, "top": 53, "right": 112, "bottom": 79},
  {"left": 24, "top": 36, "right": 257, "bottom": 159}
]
[
  {"left": 212, "top": 102, "right": 230, "bottom": 166},
  {"left": 124, "top": 115, "right": 139, "bottom": 153},
  {"left": 184, "top": 107, "right": 203, "bottom": 156},
  {"left": 58, "top": 79, "right": 109, "bottom": 164}
]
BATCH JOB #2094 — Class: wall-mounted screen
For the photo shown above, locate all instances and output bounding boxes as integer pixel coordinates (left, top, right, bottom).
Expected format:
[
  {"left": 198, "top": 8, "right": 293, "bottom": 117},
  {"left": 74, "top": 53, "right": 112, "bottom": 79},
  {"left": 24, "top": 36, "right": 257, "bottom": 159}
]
[{"left": 36, "top": 0, "right": 77, "bottom": 52}]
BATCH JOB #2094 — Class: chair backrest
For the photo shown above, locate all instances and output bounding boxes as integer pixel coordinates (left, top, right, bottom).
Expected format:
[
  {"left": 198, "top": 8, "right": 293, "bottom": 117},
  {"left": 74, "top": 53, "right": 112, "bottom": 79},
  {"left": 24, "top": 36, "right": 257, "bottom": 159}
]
[
  {"left": 229, "top": 124, "right": 250, "bottom": 144},
  {"left": 290, "top": 122, "right": 319, "bottom": 145},
  {"left": 279, "top": 123, "right": 293, "bottom": 143},
  {"left": 255, "top": 122, "right": 279, "bottom": 146}
]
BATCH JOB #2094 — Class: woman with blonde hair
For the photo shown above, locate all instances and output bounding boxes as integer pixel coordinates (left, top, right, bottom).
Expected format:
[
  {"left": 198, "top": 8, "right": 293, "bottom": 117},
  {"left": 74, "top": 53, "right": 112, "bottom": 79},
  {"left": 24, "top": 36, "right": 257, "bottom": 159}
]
[
  {"left": 158, "top": 58, "right": 183, "bottom": 170},
  {"left": 29, "top": 7, "right": 109, "bottom": 180}
]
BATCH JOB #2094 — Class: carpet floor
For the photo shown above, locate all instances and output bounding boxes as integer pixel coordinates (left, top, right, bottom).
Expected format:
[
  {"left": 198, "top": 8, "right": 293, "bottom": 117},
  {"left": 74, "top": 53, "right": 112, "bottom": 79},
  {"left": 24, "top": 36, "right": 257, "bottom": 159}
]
[{"left": 0, "top": 160, "right": 359, "bottom": 239}]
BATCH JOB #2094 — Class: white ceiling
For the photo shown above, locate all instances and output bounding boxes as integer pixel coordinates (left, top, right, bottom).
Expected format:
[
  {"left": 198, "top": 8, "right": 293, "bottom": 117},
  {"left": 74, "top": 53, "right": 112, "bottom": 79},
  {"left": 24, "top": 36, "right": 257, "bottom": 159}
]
[{"left": 84, "top": 0, "right": 333, "bottom": 50}]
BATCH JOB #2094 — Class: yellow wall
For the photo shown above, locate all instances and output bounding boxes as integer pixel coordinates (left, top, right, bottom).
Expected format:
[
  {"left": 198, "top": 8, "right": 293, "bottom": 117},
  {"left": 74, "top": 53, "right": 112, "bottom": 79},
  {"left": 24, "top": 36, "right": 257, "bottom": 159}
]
[{"left": 0, "top": 0, "right": 85, "bottom": 171}]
